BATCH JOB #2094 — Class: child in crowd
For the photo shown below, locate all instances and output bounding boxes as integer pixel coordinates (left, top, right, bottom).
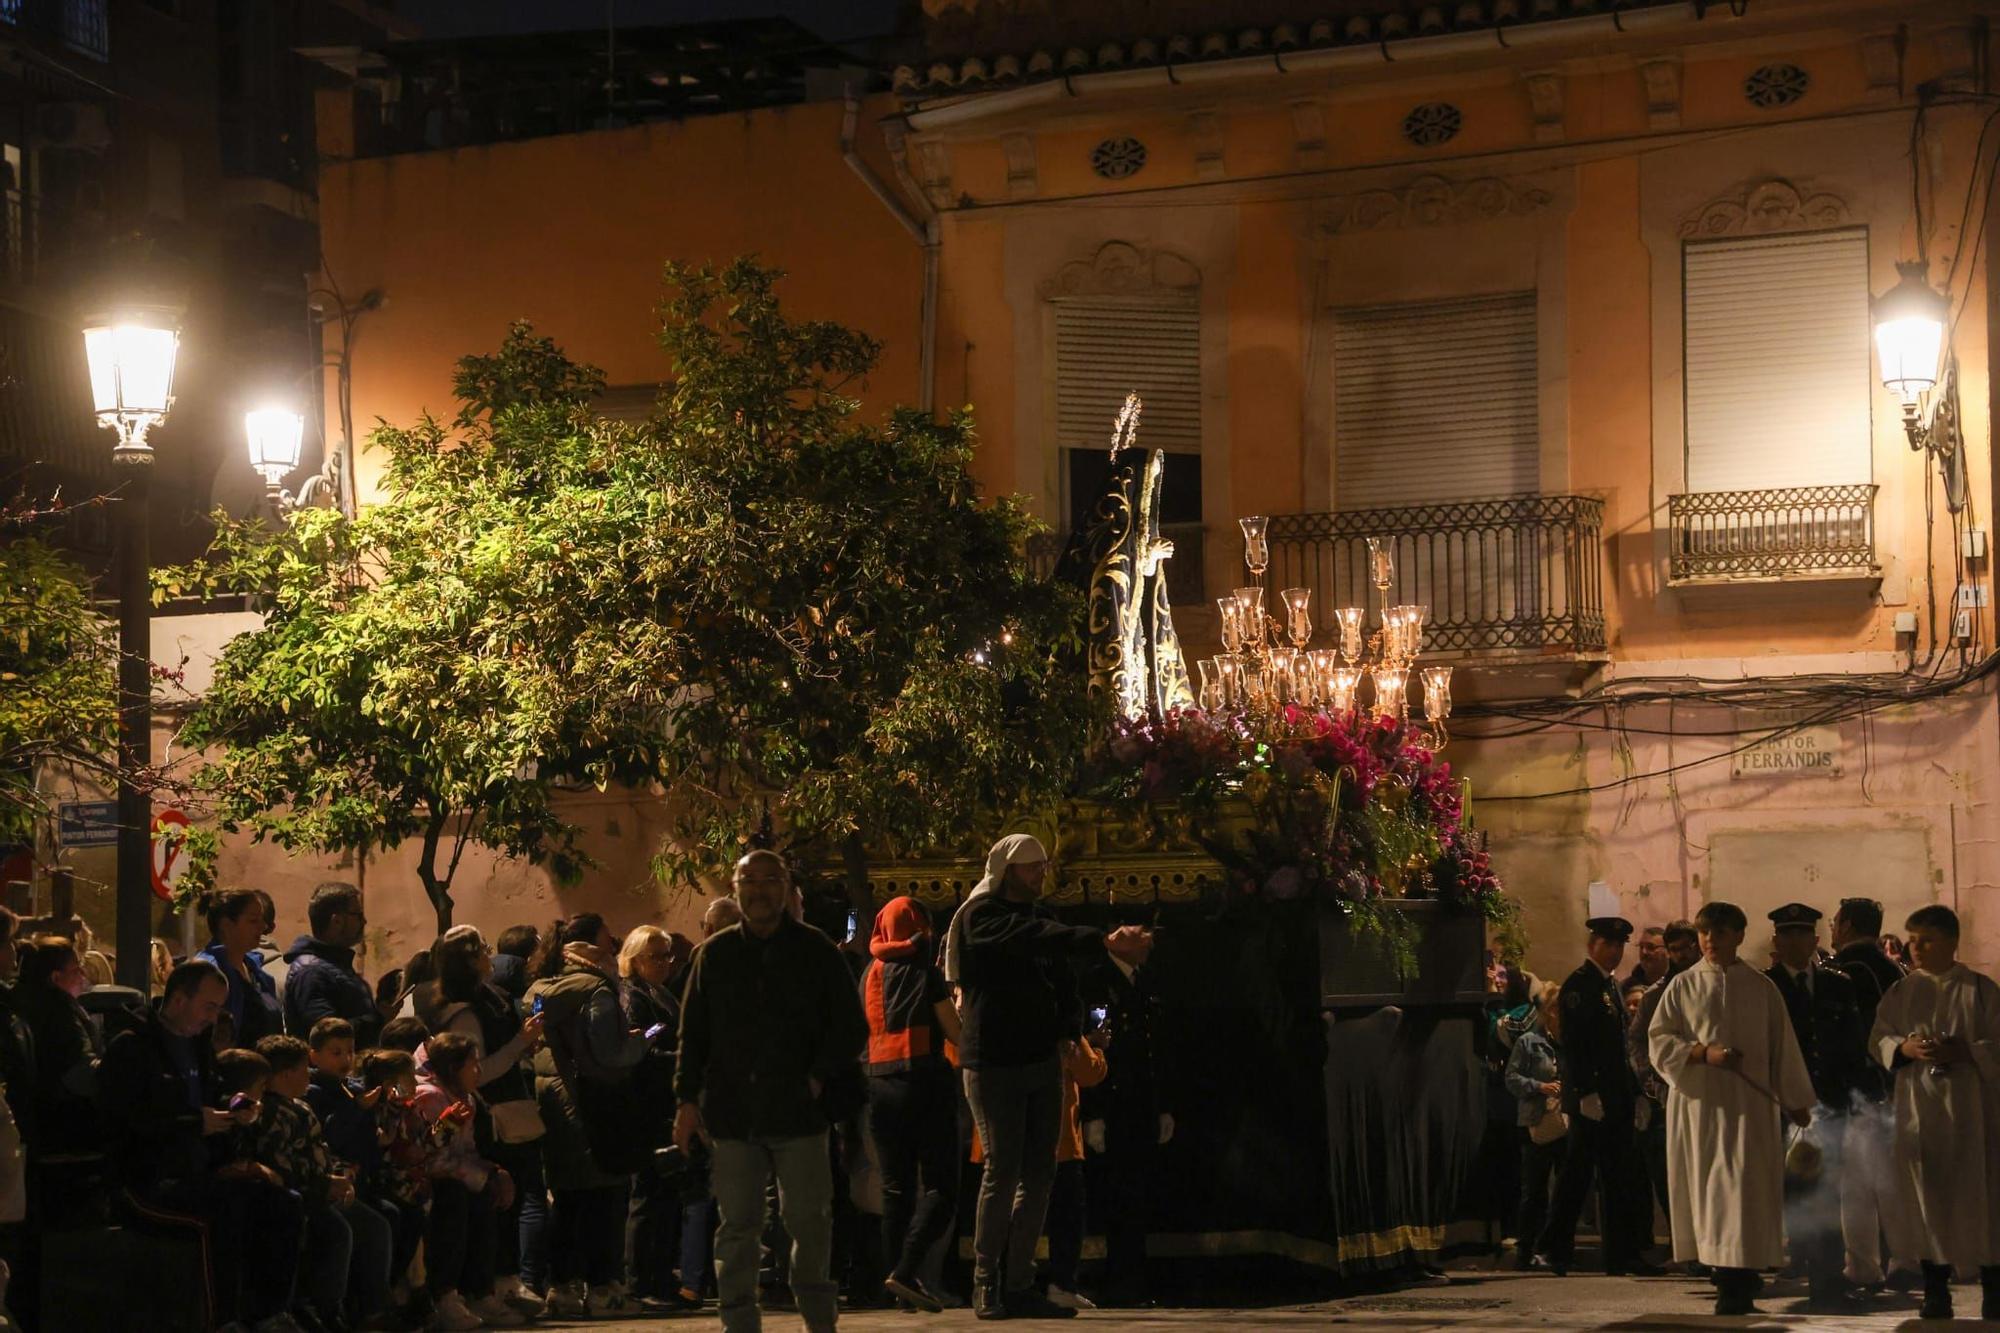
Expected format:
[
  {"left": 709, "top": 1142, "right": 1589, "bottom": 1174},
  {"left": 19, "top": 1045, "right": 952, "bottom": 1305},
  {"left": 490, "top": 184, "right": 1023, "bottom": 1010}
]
[
  {"left": 361, "top": 1045, "right": 437, "bottom": 1320},
  {"left": 309, "top": 1020, "right": 429, "bottom": 1322},
  {"left": 378, "top": 1016, "right": 430, "bottom": 1055},
  {"left": 412, "top": 1032, "right": 520, "bottom": 1330},
  {"left": 253, "top": 1034, "right": 378, "bottom": 1331},
  {"left": 213, "top": 1048, "right": 276, "bottom": 1176}
]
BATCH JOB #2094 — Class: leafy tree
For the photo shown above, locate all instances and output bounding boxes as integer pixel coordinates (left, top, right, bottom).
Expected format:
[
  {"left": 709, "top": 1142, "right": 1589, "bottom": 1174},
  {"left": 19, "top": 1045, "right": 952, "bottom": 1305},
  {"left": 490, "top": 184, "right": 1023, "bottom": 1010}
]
[
  {"left": 166, "top": 331, "right": 669, "bottom": 931},
  {"left": 171, "top": 258, "right": 1092, "bottom": 928},
  {"left": 642, "top": 260, "right": 1096, "bottom": 909},
  {"left": 0, "top": 531, "right": 118, "bottom": 845}
]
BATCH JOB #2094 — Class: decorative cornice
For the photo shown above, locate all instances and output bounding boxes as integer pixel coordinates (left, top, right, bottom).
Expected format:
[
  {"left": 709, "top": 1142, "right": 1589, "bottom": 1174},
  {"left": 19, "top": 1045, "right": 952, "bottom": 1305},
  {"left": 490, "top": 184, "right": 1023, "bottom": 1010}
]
[
  {"left": 1677, "top": 178, "right": 1850, "bottom": 240},
  {"left": 1317, "top": 173, "right": 1554, "bottom": 234},
  {"left": 1039, "top": 240, "right": 1201, "bottom": 299}
]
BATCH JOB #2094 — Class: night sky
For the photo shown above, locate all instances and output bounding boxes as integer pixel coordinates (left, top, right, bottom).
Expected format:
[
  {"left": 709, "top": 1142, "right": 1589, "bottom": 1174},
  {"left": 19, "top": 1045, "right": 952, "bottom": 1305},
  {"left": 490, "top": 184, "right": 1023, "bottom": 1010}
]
[{"left": 392, "top": 0, "right": 906, "bottom": 44}]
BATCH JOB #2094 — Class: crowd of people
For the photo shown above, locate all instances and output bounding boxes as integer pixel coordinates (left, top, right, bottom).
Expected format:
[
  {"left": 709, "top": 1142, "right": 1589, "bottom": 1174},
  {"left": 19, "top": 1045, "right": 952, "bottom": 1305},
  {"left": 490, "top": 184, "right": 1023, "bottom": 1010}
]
[
  {"left": 1490, "top": 894, "right": 2000, "bottom": 1319},
  {"left": 0, "top": 834, "right": 1170, "bottom": 1332}
]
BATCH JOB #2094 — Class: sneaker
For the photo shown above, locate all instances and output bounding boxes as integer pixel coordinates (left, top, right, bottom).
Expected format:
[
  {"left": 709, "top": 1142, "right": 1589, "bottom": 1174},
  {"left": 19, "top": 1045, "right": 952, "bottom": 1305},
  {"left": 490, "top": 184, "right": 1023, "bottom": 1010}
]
[
  {"left": 884, "top": 1274, "right": 944, "bottom": 1313},
  {"left": 466, "top": 1295, "right": 526, "bottom": 1327},
  {"left": 542, "top": 1282, "right": 588, "bottom": 1319},
  {"left": 1001, "top": 1289, "right": 1076, "bottom": 1320},
  {"left": 1044, "top": 1286, "right": 1096, "bottom": 1311},
  {"left": 491, "top": 1277, "right": 542, "bottom": 1320},
  {"left": 431, "top": 1292, "right": 484, "bottom": 1332},
  {"left": 585, "top": 1284, "right": 632, "bottom": 1318}
]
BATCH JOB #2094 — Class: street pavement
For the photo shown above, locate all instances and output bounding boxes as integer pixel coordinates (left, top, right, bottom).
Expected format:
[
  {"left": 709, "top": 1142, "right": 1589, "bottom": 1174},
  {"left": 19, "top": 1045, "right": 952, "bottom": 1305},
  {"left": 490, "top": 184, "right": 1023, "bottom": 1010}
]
[{"left": 557, "top": 1257, "right": 1992, "bottom": 1330}]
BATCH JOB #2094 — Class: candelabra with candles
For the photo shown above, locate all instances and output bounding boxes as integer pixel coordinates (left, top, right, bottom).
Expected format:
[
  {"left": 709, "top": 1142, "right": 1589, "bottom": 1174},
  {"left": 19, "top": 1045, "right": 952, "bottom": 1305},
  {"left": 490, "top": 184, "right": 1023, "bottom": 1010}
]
[{"left": 1195, "top": 519, "right": 1453, "bottom": 747}]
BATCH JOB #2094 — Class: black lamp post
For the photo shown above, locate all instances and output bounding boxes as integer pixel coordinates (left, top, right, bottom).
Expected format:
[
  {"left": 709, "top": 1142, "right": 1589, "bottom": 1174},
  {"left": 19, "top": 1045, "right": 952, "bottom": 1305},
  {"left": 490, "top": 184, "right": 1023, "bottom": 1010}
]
[{"left": 83, "top": 307, "right": 181, "bottom": 991}]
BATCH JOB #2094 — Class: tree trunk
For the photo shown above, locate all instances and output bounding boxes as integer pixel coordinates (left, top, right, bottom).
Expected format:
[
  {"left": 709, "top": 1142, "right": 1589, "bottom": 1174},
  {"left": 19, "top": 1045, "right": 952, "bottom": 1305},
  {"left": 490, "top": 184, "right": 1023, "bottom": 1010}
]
[
  {"left": 840, "top": 831, "right": 878, "bottom": 942},
  {"left": 416, "top": 808, "right": 456, "bottom": 934}
]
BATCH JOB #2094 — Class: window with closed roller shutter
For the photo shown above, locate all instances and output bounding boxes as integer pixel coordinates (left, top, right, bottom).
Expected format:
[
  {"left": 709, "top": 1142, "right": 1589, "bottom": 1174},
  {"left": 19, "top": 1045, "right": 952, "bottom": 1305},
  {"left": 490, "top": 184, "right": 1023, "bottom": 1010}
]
[
  {"left": 1053, "top": 294, "right": 1205, "bottom": 600},
  {"left": 1332, "top": 291, "right": 1539, "bottom": 510},
  {"left": 1682, "top": 229, "right": 1872, "bottom": 492}
]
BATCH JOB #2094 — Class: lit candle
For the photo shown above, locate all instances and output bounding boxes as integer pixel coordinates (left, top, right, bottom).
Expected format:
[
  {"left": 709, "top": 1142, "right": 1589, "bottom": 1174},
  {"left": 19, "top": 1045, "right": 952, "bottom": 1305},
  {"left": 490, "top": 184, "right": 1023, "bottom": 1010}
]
[
  {"left": 1281, "top": 587, "right": 1312, "bottom": 649},
  {"left": 1216, "top": 596, "right": 1244, "bottom": 653},
  {"left": 1240, "top": 515, "right": 1270, "bottom": 576},
  {"left": 1336, "top": 606, "right": 1365, "bottom": 662},
  {"left": 1234, "top": 587, "right": 1266, "bottom": 646},
  {"left": 1422, "top": 664, "right": 1452, "bottom": 722},
  {"left": 1371, "top": 665, "right": 1408, "bottom": 721}
]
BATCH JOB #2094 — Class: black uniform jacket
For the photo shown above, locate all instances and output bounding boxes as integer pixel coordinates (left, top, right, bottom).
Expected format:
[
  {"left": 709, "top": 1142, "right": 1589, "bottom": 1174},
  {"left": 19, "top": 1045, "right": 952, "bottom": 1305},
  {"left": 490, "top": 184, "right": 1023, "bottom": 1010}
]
[
  {"left": 1766, "top": 961, "right": 1871, "bottom": 1107},
  {"left": 1557, "top": 960, "right": 1635, "bottom": 1117}
]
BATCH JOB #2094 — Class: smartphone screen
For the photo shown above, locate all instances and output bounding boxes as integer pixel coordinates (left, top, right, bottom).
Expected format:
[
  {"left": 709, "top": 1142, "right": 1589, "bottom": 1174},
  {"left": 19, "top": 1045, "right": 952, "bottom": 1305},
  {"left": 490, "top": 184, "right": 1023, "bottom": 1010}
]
[{"left": 846, "top": 908, "right": 859, "bottom": 941}]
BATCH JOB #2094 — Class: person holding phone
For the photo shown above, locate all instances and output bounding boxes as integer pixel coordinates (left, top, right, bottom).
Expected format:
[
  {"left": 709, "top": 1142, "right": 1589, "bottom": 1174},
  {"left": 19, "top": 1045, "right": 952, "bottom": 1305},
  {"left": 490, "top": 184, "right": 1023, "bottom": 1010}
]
[{"left": 940, "top": 834, "right": 1152, "bottom": 1321}]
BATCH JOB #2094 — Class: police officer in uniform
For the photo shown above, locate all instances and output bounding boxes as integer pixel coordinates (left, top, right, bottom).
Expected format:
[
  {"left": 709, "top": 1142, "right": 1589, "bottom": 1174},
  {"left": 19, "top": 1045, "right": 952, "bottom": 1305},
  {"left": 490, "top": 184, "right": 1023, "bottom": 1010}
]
[
  {"left": 1534, "top": 916, "right": 1662, "bottom": 1277},
  {"left": 1765, "top": 902, "right": 1870, "bottom": 1311}
]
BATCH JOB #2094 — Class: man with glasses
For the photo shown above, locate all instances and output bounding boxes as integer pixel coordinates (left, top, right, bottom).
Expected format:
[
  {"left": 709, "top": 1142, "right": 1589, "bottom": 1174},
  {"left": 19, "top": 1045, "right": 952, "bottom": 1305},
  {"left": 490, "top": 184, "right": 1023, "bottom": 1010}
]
[{"left": 281, "top": 882, "right": 380, "bottom": 1046}]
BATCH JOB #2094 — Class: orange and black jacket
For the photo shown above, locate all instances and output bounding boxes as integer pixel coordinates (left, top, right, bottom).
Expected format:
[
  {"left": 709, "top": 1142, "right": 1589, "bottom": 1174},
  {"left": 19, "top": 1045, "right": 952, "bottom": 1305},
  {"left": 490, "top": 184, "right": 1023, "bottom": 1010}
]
[{"left": 862, "top": 897, "right": 949, "bottom": 1077}]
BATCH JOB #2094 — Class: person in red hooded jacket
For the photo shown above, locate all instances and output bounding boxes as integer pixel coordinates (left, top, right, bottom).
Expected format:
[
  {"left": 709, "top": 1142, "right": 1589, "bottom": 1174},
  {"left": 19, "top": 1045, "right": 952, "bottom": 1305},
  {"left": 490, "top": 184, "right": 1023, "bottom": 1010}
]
[{"left": 861, "top": 896, "right": 963, "bottom": 1314}]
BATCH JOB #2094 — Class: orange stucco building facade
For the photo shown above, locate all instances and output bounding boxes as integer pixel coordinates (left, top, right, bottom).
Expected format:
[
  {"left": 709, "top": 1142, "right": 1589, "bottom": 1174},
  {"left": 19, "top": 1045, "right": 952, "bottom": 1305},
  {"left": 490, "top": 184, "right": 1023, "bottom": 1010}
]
[{"left": 194, "top": 0, "right": 2000, "bottom": 978}]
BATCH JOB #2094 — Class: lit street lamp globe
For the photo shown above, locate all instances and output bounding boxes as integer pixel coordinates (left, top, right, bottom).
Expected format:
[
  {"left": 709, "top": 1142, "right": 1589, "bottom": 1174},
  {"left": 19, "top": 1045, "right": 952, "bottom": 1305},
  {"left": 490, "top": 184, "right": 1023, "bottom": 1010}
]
[
  {"left": 82, "top": 307, "right": 181, "bottom": 462},
  {"left": 1872, "top": 260, "right": 1948, "bottom": 405},
  {"left": 245, "top": 406, "right": 305, "bottom": 491}
]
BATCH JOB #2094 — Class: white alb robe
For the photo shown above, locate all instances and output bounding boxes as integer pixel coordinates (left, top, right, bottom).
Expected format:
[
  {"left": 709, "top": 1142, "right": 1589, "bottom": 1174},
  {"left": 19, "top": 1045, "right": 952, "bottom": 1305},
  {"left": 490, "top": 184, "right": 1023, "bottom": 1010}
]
[
  {"left": 1869, "top": 963, "right": 2000, "bottom": 1271},
  {"left": 1649, "top": 957, "right": 1815, "bottom": 1269}
]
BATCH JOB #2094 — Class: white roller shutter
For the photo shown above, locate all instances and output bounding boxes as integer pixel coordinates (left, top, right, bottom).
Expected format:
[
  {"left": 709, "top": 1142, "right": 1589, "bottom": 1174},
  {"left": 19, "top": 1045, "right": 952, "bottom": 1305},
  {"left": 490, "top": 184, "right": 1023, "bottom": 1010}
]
[
  {"left": 1333, "top": 292, "right": 1539, "bottom": 508},
  {"left": 1054, "top": 296, "right": 1201, "bottom": 452},
  {"left": 1684, "top": 229, "right": 1872, "bottom": 492}
]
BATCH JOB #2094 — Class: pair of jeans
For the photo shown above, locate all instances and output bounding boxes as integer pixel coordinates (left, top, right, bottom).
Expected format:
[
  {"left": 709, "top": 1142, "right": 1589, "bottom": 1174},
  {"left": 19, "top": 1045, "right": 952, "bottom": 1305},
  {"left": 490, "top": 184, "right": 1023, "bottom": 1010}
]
[
  {"left": 629, "top": 1162, "right": 684, "bottom": 1297},
  {"left": 868, "top": 1068, "right": 960, "bottom": 1284},
  {"left": 712, "top": 1132, "right": 836, "bottom": 1333},
  {"left": 301, "top": 1202, "right": 355, "bottom": 1313},
  {"left": 962, "top": 1058, "right": 1061, "bottom": 1296},
  {"left": 680, "top": 1196, "right": 717, "bottom": 1297},
  {"left": 427, "top": 1177, "right": 498, "bottom": 1299},
  {"left": 341, "top": 1197, "right": 396, "bottom": 1318},
  {"left": 364, "top": 1192, "right": 425, "bottom": 1293},
  {"left": 1044, "top": 1160, "right": 1085, "bottom": 1290},
  {"left": 488, "top": 1139, "right": 544, "bottom": 1287},
  {"left": 550, "top": 1185, "right": 630, "bottom": 1288},
  {"left": 1514, "top": 1129, "right": 1563, "bottom": 1264}
]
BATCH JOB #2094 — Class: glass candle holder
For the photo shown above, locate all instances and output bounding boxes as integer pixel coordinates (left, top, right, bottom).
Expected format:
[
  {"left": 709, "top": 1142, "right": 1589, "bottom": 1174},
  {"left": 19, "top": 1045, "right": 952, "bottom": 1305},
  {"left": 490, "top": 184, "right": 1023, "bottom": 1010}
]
[
  {"left": 1406, "top": 604, "right": 1428, "bottom": 660},
  {"left": 1422, "top": 664, "right": 1452, "bottom": 723},
  {"left": 1197, "top": 658, "right": 1221, "bottom": 711},
  {"left": 1307, "top": 648, "right": 1338, "bottom": 703},
  {"left": 1329, "top": 666, "right": 1362, "bottom": 715},
  {"left": 1371, "top": 665, "right": 1408, "bottom": 721},
  {"left": 1240, "top": 515, "right": 1270, "bottom": 577},
  {"left": 1280, "top": 587, "right": 1312, "bottom": 648},
  {"left": 1234, "top": 587, "right": 1266, "bottom": 646},
  {"left": 1216, "top": 654, "right": 1243, "bottom": 707},
  {"left": 1335, "top": 606, "right": 1365, "bottom": 662},
  {"left": 1216, "top": 596, "right": 1244, "bottom": 653},
  {"left": 1366, "top": 535, "right": 1395, "bottom": 592}
]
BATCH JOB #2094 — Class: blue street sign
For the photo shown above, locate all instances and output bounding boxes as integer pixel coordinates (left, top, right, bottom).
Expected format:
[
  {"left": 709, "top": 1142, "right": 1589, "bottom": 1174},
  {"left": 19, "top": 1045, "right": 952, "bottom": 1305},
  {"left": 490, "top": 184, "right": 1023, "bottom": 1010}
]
[{"left": 57, "top": 801, "right": 120, "bottom": 848}]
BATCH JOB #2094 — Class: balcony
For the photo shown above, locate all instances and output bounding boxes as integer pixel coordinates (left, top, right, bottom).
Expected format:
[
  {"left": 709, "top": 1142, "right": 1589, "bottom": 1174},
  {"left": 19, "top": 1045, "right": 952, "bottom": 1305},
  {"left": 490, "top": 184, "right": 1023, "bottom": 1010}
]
[
  {"left": 1667, "top": 484, "right": 1878, "bottom": 585},
  {"left": 1265, "top": 495, "right": 1608, "bottom": 656},
  {"left": 0, "top": 0, "right": 109, "bottom": 61}
]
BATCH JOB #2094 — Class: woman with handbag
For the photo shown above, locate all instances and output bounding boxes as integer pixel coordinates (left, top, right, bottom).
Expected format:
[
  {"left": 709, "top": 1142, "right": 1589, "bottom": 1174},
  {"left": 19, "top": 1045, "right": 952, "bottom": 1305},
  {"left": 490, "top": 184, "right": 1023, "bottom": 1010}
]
[
  {"left": 415, "top": 925, "right": 548, "bottom": 1317},
  {"left": 526, "top": 915, "right": 653, "bottom": 1319},
  {"left": 1504, "top": 981, "right": 1567, "bottom": 1271}
]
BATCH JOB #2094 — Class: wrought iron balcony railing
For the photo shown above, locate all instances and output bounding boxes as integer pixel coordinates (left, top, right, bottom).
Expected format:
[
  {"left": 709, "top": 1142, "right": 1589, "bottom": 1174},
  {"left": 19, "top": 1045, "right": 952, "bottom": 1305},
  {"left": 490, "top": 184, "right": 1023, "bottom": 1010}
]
[
  {"left": 1266, "top": 495, "right": 1608, "bottom": 655},
  {"left": 1667, "top": 484, "right": 1878, "bottom": 583}
]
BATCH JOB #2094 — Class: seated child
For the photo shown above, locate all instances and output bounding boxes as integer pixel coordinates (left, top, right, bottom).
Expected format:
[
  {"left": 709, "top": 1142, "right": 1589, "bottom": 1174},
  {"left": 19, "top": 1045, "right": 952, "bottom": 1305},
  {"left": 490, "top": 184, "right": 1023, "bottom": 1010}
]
[{"left": 309, "top": 1021, "right": 425, "bottom": 1315}]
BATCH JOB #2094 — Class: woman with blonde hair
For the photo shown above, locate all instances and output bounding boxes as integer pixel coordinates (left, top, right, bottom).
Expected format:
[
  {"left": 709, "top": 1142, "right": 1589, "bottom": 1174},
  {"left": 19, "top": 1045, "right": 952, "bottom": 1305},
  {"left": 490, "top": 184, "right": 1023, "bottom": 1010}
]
[
  {"left": 1504, "top": 981, "right": 1565, "bottom": 1270},
  {"left": 618, "top": 924, "right": 693, "bottom": 1305}
]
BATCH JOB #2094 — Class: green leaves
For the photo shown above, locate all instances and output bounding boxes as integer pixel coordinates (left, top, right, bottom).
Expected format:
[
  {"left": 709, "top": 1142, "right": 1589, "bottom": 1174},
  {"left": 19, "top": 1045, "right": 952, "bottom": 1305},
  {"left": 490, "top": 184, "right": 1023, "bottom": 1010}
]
[
  {"left": 166, "top": 260, "right": 1094, "bottom": 926},
  {"left": 0, "top": 538, "right": 118, "bottom": 844}
]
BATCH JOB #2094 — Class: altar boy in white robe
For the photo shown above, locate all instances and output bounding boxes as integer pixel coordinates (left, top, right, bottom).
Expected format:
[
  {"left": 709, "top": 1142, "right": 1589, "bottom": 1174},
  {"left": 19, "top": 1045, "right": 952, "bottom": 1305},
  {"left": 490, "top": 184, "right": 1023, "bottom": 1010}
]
[
  {"left": 1869, "top": 903, "right": 2000, "bottom": 1321},
  {"left": 1650, "top": 900, "right": 1815, "bottom": 1316}
]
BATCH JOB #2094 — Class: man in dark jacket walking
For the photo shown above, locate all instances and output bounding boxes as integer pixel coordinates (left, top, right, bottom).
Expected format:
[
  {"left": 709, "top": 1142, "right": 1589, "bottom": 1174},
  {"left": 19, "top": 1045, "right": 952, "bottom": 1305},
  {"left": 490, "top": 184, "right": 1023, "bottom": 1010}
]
[
  {"left": 674, "top": 851, "right": 868, "bottom": 1333},
  {"left": 282, "top": 882, "right": 380, "bottom": 1047}
]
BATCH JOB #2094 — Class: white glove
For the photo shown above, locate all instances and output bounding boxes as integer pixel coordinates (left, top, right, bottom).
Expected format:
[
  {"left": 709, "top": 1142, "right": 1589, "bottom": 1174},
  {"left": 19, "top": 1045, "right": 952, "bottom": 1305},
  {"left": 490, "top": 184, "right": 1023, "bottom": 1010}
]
[
  {"left": 1157, "top": 1112, "right": 1175, "bottom": 1146},
  {"left": 1084, "top": 1120, "right": 1107, "bottom": 1154},
  {"left": 1579, "top": 1093, "right": 1604, "bottom": 1122}
]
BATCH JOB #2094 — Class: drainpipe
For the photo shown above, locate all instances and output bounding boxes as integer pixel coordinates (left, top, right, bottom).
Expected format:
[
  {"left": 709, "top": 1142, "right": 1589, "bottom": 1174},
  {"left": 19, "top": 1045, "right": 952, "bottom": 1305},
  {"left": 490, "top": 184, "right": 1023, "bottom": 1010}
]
[{"left": 842, "top": 87, "right": 939, "bottom": 414}]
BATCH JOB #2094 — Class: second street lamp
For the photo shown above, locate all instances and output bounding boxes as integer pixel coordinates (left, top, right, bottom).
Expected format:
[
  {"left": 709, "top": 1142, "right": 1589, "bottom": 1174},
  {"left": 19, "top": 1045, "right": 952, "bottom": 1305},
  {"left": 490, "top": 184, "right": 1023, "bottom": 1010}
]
[
  {"left": 82, "top": 304, "right": 181, "bottom": 992},
  {"left": 245, "top": 406, "right": 306, "bottom": 512}
]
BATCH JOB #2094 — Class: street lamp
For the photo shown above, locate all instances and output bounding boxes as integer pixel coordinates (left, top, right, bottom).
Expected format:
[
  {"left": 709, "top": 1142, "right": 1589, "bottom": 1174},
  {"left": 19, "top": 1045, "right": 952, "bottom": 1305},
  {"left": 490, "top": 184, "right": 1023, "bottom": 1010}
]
[
  {"left": 1871, "top": 260, "right": 1966, "bottom": 512},
  {"left": 245, "top": 406, "right": 305, "bottom": 510},
  {"left": 82, "top": 304, "right": 181, "bottom": 992}
]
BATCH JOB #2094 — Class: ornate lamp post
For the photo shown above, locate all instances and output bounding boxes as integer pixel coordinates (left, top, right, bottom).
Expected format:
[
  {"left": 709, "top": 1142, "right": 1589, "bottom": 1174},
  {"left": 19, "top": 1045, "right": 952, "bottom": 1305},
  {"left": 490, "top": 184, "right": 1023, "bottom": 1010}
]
[
  {"left": 1872, "top": 260, "right": 1964, "bottom": 511},
  {"left": 83, "top": 305, "right": 181, "bottom": 991}
]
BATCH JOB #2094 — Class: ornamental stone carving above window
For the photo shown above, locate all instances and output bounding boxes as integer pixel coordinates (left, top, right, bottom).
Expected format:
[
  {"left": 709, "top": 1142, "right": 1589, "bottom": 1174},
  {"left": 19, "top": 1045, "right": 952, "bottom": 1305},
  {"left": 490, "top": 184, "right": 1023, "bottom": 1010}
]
[{"left": 1091, "top": 137, "right": 1147, "bottom": 179}]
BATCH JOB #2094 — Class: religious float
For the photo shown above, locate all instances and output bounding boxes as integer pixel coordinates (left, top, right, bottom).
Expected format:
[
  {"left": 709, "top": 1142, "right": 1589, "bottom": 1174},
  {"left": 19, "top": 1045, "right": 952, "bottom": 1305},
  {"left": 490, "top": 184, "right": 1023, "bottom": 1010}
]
[{"left": 868, "top": 395, "right": 1514, "bottom": 1279}]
